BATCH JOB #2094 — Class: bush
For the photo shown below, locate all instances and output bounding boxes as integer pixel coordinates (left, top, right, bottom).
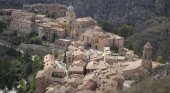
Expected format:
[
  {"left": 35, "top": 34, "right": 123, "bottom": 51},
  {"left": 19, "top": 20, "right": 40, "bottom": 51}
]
[
  {"left": 100, "top": 20, "right": 113, "bottom": 32},
  {"left": 28, "top": 31, "right": 38, "bottom": 38},
  {"left": 156, "top": 55, "right": 164, "bottom": 64},
  {"left": 166, "top": 10, "right": 170, "bottom": 17},
  {"left": 51, "top": 33, "right": 58, "bottom": 42},
  {"left": 118, "top": 24, "right": 133, "bottom": 38},
  {"left": 28, "top": 35, "right": 42, "bottom": 45}
]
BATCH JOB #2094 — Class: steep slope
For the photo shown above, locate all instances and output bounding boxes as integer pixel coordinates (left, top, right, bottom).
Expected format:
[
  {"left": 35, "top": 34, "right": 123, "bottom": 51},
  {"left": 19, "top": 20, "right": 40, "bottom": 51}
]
[
  {"left": 125, "top": 17, "right": 170, "bottom": 60},
  {"left": 119, "top": 71, "right": 170, "bottom": 93},
  {"left": 56, "top": 0, "right": 167, "bottom": 29},
  {"left": 1, "top": 0, "right": 170, "bottom": 29}
]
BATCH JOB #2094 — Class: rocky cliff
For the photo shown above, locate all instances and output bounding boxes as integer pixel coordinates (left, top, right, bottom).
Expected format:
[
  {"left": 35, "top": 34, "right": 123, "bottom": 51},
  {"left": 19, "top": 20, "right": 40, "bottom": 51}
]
[
  {"left": 55, "top": 0, "right": 170, "bottom": 29},
  {"left": 1, "top": 0, "right": 170, "bottom": 29}
]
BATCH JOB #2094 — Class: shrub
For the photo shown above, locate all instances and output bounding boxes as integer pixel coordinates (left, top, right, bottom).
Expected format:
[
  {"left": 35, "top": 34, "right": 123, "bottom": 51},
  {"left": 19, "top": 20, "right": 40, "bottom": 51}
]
[
  {"left": 51, "top": 33, "right": 58, "bottom": 42},
  {"left": 118, "top": 24, "right": 133, "bottom": 38},
  {"left": 156, "top": 55, "right": 164, "bottom": 64},
  {"left": 28, "top": 35, "right": 42, "bottom": 45},
  {"left": 166, "top": 10, "right": 170, "bottom": 17},
  {"left": 100, "top": 20, "right": 113, "bottom": 32}
]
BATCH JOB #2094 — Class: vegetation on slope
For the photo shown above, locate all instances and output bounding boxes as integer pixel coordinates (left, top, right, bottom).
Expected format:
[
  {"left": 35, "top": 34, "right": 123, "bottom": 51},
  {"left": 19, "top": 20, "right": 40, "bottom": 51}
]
[
  {"left": 0, "top": 45, "right": 43, "bottom": 92},
  {"left": 125, "top": 21, "right": 170, "bottom": 60},
  {"left": 119, "top": 75, "right": 170, "bottom": 93}
]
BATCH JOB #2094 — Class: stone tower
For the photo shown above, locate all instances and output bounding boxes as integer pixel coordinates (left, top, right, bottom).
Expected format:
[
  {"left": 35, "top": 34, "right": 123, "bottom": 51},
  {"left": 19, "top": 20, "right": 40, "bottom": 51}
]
[
  {"left": 66, "top": 2, "right": 76, "bottom": 38},
  {"left": 142, "top": 42, "right": 153, "bottom": 71}
]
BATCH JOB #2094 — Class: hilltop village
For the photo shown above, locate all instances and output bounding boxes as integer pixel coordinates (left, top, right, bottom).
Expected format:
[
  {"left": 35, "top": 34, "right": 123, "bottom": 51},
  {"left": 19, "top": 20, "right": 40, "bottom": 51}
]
[{"left": 1, "top": 3, "right": 162, "bottom": 93}]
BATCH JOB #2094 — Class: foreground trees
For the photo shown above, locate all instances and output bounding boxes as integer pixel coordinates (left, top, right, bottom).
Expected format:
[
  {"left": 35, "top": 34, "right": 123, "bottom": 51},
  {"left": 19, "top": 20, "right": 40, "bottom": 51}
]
[{"left": 0, "top": 45, "right": 43, "bottom": 92}]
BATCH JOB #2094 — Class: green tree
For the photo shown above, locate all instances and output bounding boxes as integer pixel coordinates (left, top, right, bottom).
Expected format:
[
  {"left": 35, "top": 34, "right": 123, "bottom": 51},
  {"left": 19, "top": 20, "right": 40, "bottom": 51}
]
[
  {"left": 29, "top": 80, "right": 35, "bottom": 91},
  {"left": 51, "top": 33, "right": 58, "bottom": 42},
  {"left": 28, "top": 35, "right": 42, "bottom": 45},
  {"left": 18, "top": 80, "right": 27, "bottom": 93},
  {"left": 118, "top": 24, "right": 133, "bottom": 38},
  {"left": 32, "top": 55, "right": 43, "bottom": 73},
  {"left": 0, "top": 20, "right": 7, "bottom": 32},
  {"left": 28, "top": 31, "right": 38, "bottom": 38},
  {"left": 166, "top": 10, "right": 170, "bottom": 17},
  {"left": 18, "top": 79, "right": 35, "bottom": 93},
  {"left": 125, "top": 39, "right": 134, "bottom": 50},
  {"left": 156, "top": 56, "right": 164, "bottom": 64},
  {"left": 100, "top": 20, "right": 113, "bottom": 32}
]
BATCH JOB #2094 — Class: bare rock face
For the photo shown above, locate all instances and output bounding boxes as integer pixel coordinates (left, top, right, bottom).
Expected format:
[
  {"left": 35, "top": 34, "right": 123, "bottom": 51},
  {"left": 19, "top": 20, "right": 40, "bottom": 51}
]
[
  {"left": 54, "top": 0, "right": 169, "bottom": 29},
  {"left": 1, "top": 0, "right": 170, "bottom": 29}
]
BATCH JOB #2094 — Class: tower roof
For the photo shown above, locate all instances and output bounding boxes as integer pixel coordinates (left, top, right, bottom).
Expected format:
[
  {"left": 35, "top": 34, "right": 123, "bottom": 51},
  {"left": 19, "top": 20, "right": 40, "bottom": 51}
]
[
  {"left": 144, "top": 42, "right": 152, "bottom": 48},
  {"left": 68, "top": 2, "right": 74, "bottom": 11}
]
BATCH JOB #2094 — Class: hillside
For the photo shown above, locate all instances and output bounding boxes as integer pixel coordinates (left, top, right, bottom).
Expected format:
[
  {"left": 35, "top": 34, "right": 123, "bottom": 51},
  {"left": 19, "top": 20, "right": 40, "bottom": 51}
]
[
  {"left": 119, "top": 74, "right": 170, "bottom": 93},
  {"left": 125, "top": 17, "right": 170, "bottom": 61},
  {"left": 0, "top": 0, "right": 170, "bottom": 29}
]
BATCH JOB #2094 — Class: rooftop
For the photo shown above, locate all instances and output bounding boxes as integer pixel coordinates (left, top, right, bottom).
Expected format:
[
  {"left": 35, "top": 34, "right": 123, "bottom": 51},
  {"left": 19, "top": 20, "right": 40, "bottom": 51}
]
[
  {"left": 144, "top": 42, "right": 152, "bottom": 48},
  {"left": 76, "top": 17, "right": 94, "bottom": 22},
  {"left": 68, "top": 65, "right": 84, "bottom": 72},
  {"left": 122, "top": 59, "right": 142, "bottom": 71},
  {"left": 86, "top": 60, "right": 109, "bottom": 70},
  {"left": 58, "top": 39, "right": 71, "bottom": 42}
]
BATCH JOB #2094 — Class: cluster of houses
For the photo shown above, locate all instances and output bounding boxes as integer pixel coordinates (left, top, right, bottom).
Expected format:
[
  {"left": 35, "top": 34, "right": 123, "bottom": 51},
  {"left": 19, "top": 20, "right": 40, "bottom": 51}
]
[
  {"left": 0, "top": 3, "right": 162, "bottom": 93},
  {"left": 35, "top": 41, "right": 160, "bottom": 93}
]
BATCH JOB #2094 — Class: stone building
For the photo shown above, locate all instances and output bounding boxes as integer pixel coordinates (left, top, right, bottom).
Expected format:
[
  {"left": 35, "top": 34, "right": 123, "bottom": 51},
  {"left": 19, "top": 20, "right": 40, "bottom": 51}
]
[
  {"left": 122, "top": 42, "right": 153, "bottom": 80},
  {"left": 142, "top": 42, "right": 153, "bottom": 71},
  {"left": 122, "top": 59, "right": 148, "bottom": 80},
  {"left": 79, "top": 26, "right": 124, "bottom": 50},
  {"left": 55, "top": 39, "right": 72, "bottom": 50},
  {"left": 0, "top": 9, "right": 16, "bottom": 15},
  {"left": 44, "top": 54, "right": 56, "bottom": 70},
  {"left": 66, "top": 3, "right": 76, "bottom": 35},
  {"left": 9, "top": 10, "right": 35, "bottom": 35},
  {"left": 36, "top": 17, "right": 66, "bottom": 40},
  {"left": 65, "top": 3, "right": 96, "bottom": 40},
  {"left": 66, "top": 47, "right": 88, "bottom": 67},
  {"left": 35, "top": 70, "right": 52, "bottom": 93},
  {"left": 36, "top": 52, "right": 66, "bottom": 93},
  {"left": 68, "top": 60, "right": 87, "bottom": 75}
]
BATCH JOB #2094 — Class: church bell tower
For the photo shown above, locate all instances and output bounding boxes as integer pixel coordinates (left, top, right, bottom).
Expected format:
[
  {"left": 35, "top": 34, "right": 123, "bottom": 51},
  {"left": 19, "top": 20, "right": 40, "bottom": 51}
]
[
  {"left": 142, "top": 42, "right": 153, "bottom": 71},
  {"left": 66, "top": 2, "right": 76, "bottom": 38}
]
